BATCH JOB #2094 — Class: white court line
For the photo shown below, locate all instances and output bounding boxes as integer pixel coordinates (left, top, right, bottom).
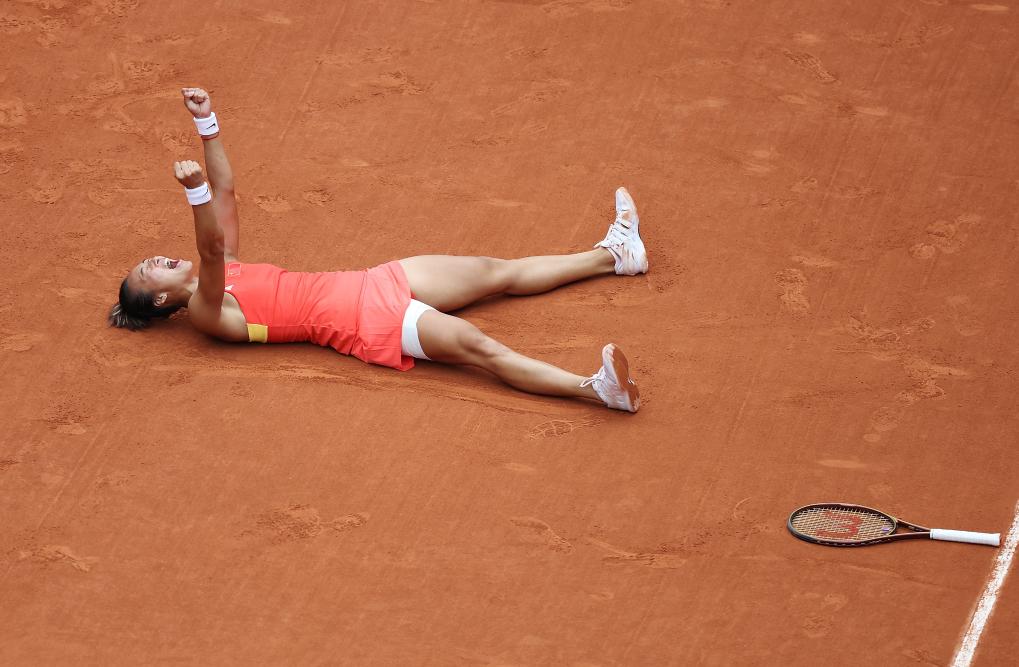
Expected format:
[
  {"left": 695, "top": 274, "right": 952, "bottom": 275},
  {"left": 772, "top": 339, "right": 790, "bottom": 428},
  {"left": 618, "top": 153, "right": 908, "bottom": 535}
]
[{"left": 951, "top": 501, "right": 1019, "bottom": 667}]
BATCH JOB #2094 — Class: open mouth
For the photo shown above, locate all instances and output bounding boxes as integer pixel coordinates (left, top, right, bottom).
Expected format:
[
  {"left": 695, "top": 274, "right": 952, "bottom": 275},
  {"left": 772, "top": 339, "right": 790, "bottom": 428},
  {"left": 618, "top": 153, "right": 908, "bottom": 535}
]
[{"left": 165, "top": 258, "right": 181, "bottom": 269}]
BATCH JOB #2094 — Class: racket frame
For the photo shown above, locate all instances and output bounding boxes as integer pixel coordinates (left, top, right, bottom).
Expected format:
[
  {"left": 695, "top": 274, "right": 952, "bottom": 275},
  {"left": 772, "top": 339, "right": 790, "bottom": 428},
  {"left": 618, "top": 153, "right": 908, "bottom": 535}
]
[{"left": 787, "top": 502, "right": 930, "bottom": 547}]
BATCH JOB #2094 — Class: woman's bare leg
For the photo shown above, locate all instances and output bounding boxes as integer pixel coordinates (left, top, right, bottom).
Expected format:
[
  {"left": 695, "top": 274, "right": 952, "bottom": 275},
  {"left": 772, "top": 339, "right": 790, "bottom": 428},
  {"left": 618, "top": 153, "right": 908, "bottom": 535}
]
[
  {"left": 399, "top": 249, "right": 615, "bottom": 312},
  {"left": 415, "top": 310, "right": 601, "bottom": 400}
]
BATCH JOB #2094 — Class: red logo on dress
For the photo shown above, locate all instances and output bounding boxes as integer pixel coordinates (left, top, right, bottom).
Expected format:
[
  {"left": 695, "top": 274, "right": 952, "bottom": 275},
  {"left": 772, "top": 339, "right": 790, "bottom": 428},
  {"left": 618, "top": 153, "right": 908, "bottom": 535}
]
[{"left": 227, "top": 262, "right": 241, "bottom": 278}]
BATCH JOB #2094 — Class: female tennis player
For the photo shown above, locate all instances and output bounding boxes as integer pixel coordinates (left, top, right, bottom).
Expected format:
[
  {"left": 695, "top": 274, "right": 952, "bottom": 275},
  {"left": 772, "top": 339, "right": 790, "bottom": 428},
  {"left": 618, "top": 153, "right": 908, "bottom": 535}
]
[{"left": 109, "top": 88, "right": 647, "bottom": 412}]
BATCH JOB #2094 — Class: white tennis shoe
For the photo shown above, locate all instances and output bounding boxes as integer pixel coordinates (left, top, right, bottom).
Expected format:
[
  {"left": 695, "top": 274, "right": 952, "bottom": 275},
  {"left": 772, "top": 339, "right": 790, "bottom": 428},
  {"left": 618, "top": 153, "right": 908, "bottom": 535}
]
[
  {"left": 581, "top": 343, "right": 641, "bottom": 412},
  {"left": 594, "top": 187, "right": 648, "bottom": 276}
]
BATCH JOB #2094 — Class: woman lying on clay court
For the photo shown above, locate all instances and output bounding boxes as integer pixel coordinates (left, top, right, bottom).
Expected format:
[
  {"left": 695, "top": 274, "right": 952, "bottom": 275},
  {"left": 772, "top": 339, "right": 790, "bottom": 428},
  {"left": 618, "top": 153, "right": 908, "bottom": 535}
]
[{"left": 109, "top": 88, "right": 647, "bottom": 412}]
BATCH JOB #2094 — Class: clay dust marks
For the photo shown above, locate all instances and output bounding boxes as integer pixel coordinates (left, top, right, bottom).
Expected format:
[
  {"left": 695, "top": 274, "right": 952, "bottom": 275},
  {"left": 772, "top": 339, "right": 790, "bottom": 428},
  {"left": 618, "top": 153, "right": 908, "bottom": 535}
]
[
  {"left": 774, "top": 268, "right": 810, "bottom": 315},
  {"left": 738, "top": 148, "right": 779, "bottom": 175},
  {"left": 520, "top": 0, "right": 632, "bottom": 18},
  {"left": 970, "top": 4, "right": 1010, "bottom": 11},
  {"left": 490, "top": 80, "right": 572, "bottom": 117},
  {"left": 816, "top": 459, "right": 870, "bottom": 470},
  {"left": 0, "top": 98, "right": 28, "bottom": 126},
  {"left": 852, "top": 106, "right": 889, "bottom": 117},
  {"left": 846, "top": 23, "right": 953, "bottom": 49},
  {"left": 791, "top": 253, "right": 839, "bottom": 269},
  {"left": 509, "top": 516, "right": 573, "bottom": 553},
  {"left": 789, "top": 176, "right": 880, "bottom": 201},
  {"left": 0, "top": 330, "right": 45, "bottom": 352},
  {"left": 945, "top": 295, "right": 984, "bottom": 337},
  {"left": 94, "top": 0, "right": 140, "bottom": 18},
  {"left": 0, "top": 138, "right": 21, "bottom": 174},
  {"left": 0, "top": 12, "right": 67, "bottom": 47},
  {"left": 838, "top": 315, "right": 969, "bottom": 443},
  {"left": 791, "top": 591, "right": 849, "bottom": 639},
  {"left": 302, "top": 189, "right": 333, "bottom": 207},
  {"left": 909, "top": 214, "right": 982, "bottom": 259},
  {"left": 483, "top": 198, "right": 526, "bottom": 208},
  {"left": 28, "top": 170, "right": 64, "bottom": 204},
  {"left": 43, "top": 398, "right": 91, "bottom": 436},
  {"left": 781, "top": 50, "right": 838, "bottom": 84},
  {"left": 518, "top": 332, "right": 598, "bottom": 355},
  {"left": 255, "top": 12, "right": 292, "bottom": 25},
  {"left": 777, "top": 92, "right": 892, "bottom": 120},
  {"left": 18, "top": 545, "right": 98, "bottom": 572},
  {"left": 527, "top": 415, "right": 603, "bottom": 439},
  {"left": 585, "top": 537, "right": 686, "bottom": 569},
  {"left": 315, "top": 47, "right": 402, "bottom": 68},
  {"left": 160, "top": 130, "right": 194, "bottom": 157},
  {"left": 253, "top": 194, "right": 292, "bottom": 213},
  {"left": 366, "top": 71, "right": 426, "bottom": 96},
  {"left": 256, "top": 504, "right": 367, "bottom": 543}
]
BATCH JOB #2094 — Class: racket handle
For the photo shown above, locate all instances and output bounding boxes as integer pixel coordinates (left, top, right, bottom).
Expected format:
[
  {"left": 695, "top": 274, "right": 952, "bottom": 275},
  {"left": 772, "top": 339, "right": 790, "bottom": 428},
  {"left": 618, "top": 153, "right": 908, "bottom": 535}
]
[{"left": 930, "top": 529, "right": 1000, "bottom": 546}]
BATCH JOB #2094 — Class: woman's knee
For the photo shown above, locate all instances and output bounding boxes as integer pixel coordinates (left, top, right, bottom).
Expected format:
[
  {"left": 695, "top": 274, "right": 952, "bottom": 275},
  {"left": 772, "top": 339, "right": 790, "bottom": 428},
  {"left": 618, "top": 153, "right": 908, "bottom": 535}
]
[
  {"left": 458, "top": 323, "right": 509, "bottom": 365},
  {"left": 476, "top": 256, "right": 511, "bottom": 292}
]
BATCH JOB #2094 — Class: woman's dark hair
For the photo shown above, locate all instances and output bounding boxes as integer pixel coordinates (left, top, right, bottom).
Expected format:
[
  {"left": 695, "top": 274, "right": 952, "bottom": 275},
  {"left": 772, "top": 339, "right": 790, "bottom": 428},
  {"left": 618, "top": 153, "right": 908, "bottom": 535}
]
[{"left": 108, "top": 277, "right": 183, "bottom": 330}]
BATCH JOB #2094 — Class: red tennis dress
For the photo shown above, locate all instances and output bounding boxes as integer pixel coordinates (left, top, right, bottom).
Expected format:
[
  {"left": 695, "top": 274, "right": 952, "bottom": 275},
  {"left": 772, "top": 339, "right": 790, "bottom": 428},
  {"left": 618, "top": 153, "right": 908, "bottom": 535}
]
[{"left": 223, "top": 260, "right": 414, "bottom": 371}]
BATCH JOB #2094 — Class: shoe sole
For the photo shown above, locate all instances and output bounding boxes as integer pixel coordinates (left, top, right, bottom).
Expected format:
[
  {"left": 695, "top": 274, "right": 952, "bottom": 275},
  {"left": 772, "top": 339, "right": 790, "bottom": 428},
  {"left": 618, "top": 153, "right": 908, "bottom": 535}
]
[
  {"left": 616, "top": 188, "right": 648, "bottom": 274},
  {"left": 605, "top": 343, "right": 641, "bottom": 412}
]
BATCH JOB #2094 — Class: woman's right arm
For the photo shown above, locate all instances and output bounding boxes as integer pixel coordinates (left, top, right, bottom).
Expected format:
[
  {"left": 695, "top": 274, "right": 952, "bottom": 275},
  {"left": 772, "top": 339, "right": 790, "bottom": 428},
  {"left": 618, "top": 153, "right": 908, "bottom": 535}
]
[
  {"left": 173, "top": 160, "right": 231, "bottom": 334},
  {"left": 182, "top": 87, "right": 240, "bottom": 260}
]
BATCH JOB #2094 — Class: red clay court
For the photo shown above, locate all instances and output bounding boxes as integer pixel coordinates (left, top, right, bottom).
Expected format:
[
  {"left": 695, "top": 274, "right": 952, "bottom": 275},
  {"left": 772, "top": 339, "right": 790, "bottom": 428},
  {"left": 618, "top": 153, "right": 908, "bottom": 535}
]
[{"left": 2, "top": 0, "right": 1018, "bottom": 664}]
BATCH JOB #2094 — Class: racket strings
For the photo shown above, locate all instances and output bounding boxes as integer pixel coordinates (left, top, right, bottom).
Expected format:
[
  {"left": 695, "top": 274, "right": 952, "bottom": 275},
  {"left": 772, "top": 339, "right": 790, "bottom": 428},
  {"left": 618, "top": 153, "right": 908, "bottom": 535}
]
[{"left": 791, "top": 506, "right": 894, "bottom": 542}]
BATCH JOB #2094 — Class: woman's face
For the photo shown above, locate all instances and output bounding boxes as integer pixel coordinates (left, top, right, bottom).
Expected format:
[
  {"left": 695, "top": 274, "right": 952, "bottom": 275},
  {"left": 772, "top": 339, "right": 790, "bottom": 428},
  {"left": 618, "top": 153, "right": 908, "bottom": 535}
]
[{"left": 128, "top": 255, "right": 194, "bottom": 297}]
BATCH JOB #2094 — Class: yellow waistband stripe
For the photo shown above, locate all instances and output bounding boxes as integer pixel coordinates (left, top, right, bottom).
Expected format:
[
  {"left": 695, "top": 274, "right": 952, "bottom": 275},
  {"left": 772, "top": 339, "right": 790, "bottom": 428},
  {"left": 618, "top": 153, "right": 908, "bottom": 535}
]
[{"left": 246, "top": 323, "right": 269, "bottom": 343}]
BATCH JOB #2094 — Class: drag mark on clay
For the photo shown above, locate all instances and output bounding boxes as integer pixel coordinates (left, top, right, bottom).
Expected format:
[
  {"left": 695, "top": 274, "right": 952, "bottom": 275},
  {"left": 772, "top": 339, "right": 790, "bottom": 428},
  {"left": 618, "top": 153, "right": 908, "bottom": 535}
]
[
  {"left": 151, "top": 361, "right": 559, "bottom": 417},
  {"left": 502, "top": 462, "right": 537, "bottom": 474},
  {"left": 19, "top": 545, "right": 98, "bottom": 572},
  {"left": 509, "top": 517, "right": 573, "bottom": 553},
  {"left": 539, "top": 0, "right": 632, "bottom": 17},
  {"left": 817, "top": 459, "right": 869, "bottom": 470},
  {"left": 586, "top": 537, "right": 686, "bottom": 569}
]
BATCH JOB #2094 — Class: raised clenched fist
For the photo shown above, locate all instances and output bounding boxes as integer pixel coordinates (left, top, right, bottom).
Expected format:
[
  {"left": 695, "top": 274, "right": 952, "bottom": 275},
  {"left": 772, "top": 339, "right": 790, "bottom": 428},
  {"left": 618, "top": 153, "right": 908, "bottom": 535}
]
[
  {"left": 173, "top": 160, "right": 205, "bottom": 188},
  {"left": 181, "top": 87, "right": 212, "bottom": 118}
]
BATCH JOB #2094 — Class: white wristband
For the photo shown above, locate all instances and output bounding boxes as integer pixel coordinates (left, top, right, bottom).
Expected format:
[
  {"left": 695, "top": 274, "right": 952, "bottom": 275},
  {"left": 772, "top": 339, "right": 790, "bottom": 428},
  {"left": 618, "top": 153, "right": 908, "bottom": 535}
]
[
  {"left": 185, "top": 182, "right": 212, "bottom": 205},
  {"left": 193, "top": 112, "right": 220, "bottom": 137}
]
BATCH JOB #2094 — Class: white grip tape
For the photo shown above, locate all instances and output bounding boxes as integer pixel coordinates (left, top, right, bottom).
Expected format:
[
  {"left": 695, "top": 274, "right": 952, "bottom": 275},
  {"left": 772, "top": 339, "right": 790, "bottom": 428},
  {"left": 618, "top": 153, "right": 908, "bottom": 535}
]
[
  {"left": 193, "top": 112, "right": 220, "bottom": 137},
  {"left": 930, "top": 529, "right": 1001, "bottom": 546},
  {"left": 185, "top": 182, "right": 212, "bottom": 206}
]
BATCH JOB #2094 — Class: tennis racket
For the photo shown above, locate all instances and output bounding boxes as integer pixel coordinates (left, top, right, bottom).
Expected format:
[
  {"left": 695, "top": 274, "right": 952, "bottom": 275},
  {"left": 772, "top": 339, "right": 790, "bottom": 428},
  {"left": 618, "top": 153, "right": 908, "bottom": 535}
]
[{"left": 788, "top": 503, "right": 1000, "bottom": 547}]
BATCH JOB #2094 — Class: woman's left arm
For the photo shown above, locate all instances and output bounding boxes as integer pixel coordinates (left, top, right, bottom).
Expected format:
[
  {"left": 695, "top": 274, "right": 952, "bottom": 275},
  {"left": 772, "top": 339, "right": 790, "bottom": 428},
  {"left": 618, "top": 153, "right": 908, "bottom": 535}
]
[{"left": 182, "top": 87, "right": 240, "bottom": 260}]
